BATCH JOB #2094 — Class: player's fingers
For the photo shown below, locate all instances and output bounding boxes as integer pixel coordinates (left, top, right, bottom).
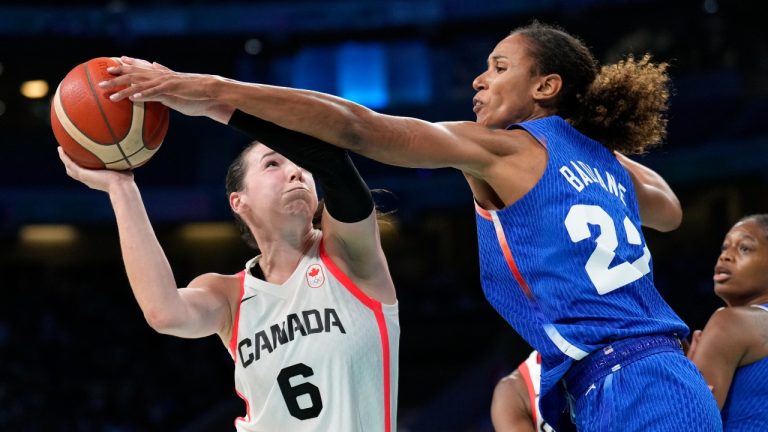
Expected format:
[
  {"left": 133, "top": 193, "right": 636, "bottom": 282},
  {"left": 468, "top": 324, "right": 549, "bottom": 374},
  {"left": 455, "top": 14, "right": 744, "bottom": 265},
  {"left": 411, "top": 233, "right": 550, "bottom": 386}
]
[
  {"left": 127, "top": 79, "right": 172, "bottom": 101},
  {"left": 98, "top": 73, "right": 132, "bottom": 89},
  {"left": 129, "top": 93, "right": 167, "bottom": 104},
  {"left": 126, "top": 57, "right": 154, "bottom": 69},
  {"left": 105, "top": 63, "right": 126, "bottom": 76},
  {"left": 57, "top": 148, "right": 80, "bottom": 178},
  {"left": 109, "top": 88, "right": 134, "bottom": 101},
  {"left": 121, "top": 55, "right": 152, "bottom": 66},
  {"left": 152, "top": 62, "right": 172, "bottom": 72},
  {"left": 57, "top": 146, "right": 73, "bottom": 166},
  {"left": 105, "top": 78, "right": 153, "bottom": 101},
  {"left": 106, "top": 63, "right": 153, "bottom": 79}
]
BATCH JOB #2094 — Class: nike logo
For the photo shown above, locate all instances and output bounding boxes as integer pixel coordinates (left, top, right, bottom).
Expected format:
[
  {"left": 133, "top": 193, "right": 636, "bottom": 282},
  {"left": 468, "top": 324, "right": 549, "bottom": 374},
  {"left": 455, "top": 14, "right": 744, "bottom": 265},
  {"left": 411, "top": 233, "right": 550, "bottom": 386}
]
[{"left": 241, "top": 295, "right": 258, "bottom": 303}]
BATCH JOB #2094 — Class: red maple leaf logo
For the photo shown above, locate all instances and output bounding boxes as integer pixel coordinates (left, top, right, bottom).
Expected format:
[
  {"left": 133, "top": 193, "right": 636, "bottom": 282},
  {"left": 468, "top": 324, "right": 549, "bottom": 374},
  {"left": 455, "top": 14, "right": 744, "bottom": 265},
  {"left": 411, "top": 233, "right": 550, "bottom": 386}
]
[{"left": 309, "top": 267, "right": 320, "bottom": 277}]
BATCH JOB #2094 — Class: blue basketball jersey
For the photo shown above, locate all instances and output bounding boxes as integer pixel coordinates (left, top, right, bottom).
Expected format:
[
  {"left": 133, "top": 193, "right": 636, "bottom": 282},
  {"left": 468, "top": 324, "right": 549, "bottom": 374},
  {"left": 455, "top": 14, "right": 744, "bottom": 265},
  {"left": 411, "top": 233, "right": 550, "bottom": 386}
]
[
  {"left": 474, "top": 116, "right": 689, "bottom": 411},
  {"left": 721, "top": 304, "right": 768, "bottom": 431}
]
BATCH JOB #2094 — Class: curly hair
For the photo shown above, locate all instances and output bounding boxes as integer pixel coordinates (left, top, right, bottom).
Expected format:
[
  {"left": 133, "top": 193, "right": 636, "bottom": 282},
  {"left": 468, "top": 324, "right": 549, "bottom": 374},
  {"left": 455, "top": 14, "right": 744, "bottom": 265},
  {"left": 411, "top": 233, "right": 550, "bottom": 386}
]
[{"left": 512, "top": 21, "right": 671, "bottom": 154}]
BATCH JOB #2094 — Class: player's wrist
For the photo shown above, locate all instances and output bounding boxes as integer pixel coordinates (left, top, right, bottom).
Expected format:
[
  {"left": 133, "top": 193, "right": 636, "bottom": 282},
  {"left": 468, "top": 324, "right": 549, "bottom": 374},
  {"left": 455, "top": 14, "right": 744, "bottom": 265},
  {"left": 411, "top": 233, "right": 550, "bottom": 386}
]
[
  {"left": 207, "top": 102, "right": 236, "bottom": 124},
  {"left": 106, "top": 173, "right": 137, "bottom": 196},
  {"left": 206, "top": 75, "right": 230, "bottom": 101}
]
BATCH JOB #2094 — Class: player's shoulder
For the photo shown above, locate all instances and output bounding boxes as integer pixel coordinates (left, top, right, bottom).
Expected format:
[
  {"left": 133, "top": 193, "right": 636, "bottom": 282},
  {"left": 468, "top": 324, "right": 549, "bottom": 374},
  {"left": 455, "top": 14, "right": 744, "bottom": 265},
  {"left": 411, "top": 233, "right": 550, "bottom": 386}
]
[
  {"left": 188, "top": 272, "right": 241, "bottom": 286},
  {"left": 498, "top": 368, "right": 522, "bottom": 385},
  {"left": 493, "top": 368, "right": 526, "bottom": 400},
  {"left": 708, "top": 305, "right": 758, "bottom": 323},
  {"left": 187, "top": 272, "right": 242, "bottom": 297},
  {"left": 704, "top": 306, "right": 765, "bottom": 340}
]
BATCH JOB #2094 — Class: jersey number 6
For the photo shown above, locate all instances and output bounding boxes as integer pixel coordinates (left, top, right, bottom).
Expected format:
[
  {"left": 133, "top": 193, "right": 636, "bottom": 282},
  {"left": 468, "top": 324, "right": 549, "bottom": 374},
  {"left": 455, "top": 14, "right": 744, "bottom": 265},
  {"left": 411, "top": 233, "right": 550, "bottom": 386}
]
[
  {"left": 277, "top": 363, "right": 323, "bottom": 420},
  {"left": 564, "top": 204, "right": 651, "bottom": 295}
]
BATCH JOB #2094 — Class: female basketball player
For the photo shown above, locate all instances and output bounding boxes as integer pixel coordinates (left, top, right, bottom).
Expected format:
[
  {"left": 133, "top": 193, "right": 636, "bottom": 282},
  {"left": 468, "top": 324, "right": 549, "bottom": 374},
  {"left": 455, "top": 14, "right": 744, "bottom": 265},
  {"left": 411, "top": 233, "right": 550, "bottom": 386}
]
[
  {"left": 57, "top": 123, "right": 399, "bottom": 430},
  {"left": 687, "top": 214, "right": 768, "bottom": 430},
  {"left": 102, "top": 21, "right": 719, "bottom": 431}
]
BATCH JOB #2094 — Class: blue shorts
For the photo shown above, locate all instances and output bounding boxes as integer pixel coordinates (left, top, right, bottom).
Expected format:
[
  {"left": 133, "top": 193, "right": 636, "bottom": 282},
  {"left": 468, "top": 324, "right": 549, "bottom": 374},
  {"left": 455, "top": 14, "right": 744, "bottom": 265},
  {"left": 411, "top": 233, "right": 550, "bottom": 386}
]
[{"left": 560, "top": 335, "right": 721, "bottom": 432}]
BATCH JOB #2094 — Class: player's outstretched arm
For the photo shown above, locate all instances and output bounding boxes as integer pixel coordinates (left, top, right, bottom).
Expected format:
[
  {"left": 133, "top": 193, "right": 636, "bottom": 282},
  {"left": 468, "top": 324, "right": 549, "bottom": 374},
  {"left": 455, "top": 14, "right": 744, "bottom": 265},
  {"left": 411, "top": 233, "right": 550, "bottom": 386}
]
[
  {"left": 57, "top": 148, "right": 232, "bottom": 339},
  {"left": 100, "top": 57, "right": 504, "bottom": 177},
  {"left": 615, "top": 152, "right": 682, "bottom": 232}
]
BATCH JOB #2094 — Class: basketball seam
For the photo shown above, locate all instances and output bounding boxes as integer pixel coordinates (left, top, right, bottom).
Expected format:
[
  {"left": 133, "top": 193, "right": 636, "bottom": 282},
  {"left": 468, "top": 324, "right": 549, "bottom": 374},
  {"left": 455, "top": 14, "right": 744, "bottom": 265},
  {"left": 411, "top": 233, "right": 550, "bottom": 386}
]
[
  {"left": 54, "top": 84, "right": 131, "bottom": 168},
  {"left": 106, "top": 148, "right": 157, "bottom": 169},
  {"left": 144, "top": 109, "right": 166, "bottom": 146},
  {"left": 83, "top": 61, "right": 134, "bottom": 169},
  {"left": 52, "top": 84, "right": 104, "bottom": 164},
  {"left": 54, "top": 85, "right": 134, "bottom": 168},
  {"left": 54, "top": 86, "right": 112, "bottom": 146}
]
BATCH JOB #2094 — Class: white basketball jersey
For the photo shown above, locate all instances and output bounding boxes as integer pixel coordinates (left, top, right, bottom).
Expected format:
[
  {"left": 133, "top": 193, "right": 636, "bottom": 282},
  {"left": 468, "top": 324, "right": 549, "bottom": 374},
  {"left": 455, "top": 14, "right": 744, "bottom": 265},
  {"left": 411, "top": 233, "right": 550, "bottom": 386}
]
[
  {"left": 517, "top": 350, "right": 554, "bottom": 432},
  {"left": 226, "top": 234, "right": 399, "bottom": 432}
]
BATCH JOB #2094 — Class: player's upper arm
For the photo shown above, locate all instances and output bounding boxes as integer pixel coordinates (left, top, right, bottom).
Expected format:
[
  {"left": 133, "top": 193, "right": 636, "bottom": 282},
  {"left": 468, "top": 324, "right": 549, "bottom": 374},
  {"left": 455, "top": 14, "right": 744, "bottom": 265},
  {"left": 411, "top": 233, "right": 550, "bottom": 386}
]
[
  {"left": 491, "top": 371, "right": 536, "bottom": 432},
  {"left": 615, "top": 152, "right": 682, "bottom": 232},
  {"left": 151, "top": 273, "right": 239, "bottom": 340},
  {"left": 689, "top": 308, "right": 750, "bottom": 408},
  {"left": 320, "top": 208, "right": 396, "bottom": 305},
  {"left": 348, "top": 113, "right": 520, "bottom": 177}
]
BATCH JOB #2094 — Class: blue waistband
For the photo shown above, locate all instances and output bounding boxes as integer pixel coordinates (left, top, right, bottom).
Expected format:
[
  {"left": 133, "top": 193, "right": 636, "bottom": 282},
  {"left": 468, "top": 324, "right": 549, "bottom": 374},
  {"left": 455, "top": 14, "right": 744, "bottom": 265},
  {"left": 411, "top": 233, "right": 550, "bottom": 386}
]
[{"left": 562, "top": 335, "right": 683, "bottom": 398}]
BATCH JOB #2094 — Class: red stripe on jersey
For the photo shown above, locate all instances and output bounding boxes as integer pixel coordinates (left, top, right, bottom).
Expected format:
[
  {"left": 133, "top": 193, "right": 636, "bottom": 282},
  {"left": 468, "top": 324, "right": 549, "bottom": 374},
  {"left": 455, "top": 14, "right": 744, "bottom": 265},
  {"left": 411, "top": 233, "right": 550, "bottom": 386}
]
[
  {"left": 319, "top": 239, "right": 393, "bottom": 432},
  {"left": 489, "top": 212, "right": 534, "bottom": 299},
  {"left": 518, "top": 359, "right": 538, "bottom": 428},
  {"left": 475, "top": 201, "right": 493, "bottom": 221},
  {"left": 234, "top": 388, "right": 251, "bottom": 428},
  {"left": 229, "top": 271, "right": 246, "bottom": 363}
]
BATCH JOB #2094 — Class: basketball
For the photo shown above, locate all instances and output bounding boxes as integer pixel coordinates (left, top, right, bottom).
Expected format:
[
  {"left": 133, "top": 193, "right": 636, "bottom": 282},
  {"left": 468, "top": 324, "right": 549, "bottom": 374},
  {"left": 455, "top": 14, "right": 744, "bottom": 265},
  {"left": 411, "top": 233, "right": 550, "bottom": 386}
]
[{"left": 50, "top": 57, "right": 169, "bottom": 170}]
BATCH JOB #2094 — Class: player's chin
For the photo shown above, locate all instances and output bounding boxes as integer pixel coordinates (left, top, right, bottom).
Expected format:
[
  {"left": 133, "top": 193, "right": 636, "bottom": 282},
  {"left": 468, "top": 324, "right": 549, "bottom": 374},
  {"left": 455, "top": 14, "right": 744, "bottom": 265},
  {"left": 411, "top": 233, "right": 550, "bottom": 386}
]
[
  {"left": 474, "top": 114, "right": 501, "bottom": 129},
  {"left": 713, "top": 282, "right": 738, "bottom": 300},
  {"left": 282, "top": 200, "right": 315, "bottom": 219}
]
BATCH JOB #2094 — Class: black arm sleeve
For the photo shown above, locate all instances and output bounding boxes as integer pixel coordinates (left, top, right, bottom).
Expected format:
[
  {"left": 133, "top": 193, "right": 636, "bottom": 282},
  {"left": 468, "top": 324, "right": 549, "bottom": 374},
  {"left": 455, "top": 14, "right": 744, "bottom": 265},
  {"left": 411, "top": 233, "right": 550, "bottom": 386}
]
[{"left": 228, "top": 109, "right": 373, "bottom": 223}]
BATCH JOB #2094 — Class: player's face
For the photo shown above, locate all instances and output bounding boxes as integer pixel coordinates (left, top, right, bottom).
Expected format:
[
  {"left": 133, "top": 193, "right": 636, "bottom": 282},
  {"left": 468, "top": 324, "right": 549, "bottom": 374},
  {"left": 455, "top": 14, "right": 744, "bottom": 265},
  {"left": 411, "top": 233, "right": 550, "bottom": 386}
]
[
  {"left": 472, "top": 34, "right": 541, "bottom": 129},
  {"left": 241, "top": 144, "right": 318, "bottom": 224},
  {"left": 714, "top": 219, "right": 768, "bottom": 306}
]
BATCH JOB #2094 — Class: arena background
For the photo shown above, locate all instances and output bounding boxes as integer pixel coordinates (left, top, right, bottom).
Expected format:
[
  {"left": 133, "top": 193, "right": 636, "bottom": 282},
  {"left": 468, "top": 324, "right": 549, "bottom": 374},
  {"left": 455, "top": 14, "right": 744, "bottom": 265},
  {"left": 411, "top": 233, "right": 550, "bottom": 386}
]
[{"left": 0, "top": 0, "right": 766, "bottom": 430}]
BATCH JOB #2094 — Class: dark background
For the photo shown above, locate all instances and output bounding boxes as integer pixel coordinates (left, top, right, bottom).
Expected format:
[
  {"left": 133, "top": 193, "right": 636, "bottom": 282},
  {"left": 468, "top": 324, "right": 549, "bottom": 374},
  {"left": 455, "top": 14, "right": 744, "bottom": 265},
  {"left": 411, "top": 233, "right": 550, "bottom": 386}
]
[{"left": 1, "top": 0, "right": 766, "bottom": 430}]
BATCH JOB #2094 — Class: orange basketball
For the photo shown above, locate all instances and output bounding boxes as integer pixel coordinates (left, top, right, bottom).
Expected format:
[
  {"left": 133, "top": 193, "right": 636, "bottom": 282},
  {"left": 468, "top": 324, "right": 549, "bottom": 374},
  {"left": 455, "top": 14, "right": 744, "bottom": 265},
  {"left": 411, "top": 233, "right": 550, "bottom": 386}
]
[{"left": 51, "top": 57, "right": 169, "bottom": 170}]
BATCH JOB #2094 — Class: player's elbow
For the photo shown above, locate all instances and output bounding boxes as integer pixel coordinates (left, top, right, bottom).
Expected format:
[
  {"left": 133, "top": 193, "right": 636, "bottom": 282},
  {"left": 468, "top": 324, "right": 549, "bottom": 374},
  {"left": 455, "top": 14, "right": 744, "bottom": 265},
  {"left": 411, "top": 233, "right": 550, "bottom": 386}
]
[
  {"left": 663, "top": 208, "right": 683, "bottom": 232},
  {"left": 143, "top": 307, "right": 182, "bottom": 334},
  {"left": 640, "top": 187, "right": 682, "bottom": 232},
  {"left": 655, "top": 200, "right": 683, "bottom": 232}
]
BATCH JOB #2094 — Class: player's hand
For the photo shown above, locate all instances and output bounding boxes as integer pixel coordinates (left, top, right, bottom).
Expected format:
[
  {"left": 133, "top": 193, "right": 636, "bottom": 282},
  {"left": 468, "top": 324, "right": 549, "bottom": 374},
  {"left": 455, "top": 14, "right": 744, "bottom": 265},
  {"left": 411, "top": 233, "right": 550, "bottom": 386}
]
[
  {"left": 58, "top": 147, "right": 133, "bottom": 193},
  {"left": 99, "top": 56, "right": 233, "bottom": 122}
]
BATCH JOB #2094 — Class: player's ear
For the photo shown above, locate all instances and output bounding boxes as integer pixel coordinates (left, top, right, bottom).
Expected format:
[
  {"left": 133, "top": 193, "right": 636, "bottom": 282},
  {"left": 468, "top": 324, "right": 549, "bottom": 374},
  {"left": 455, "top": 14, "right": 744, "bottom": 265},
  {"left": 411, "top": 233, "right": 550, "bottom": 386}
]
[
  {"left": 230, "top": 191, "right": 246, "bottom": 214},
  {"left": 532, "top": 73, "right": 562, "bottom": 102}
]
